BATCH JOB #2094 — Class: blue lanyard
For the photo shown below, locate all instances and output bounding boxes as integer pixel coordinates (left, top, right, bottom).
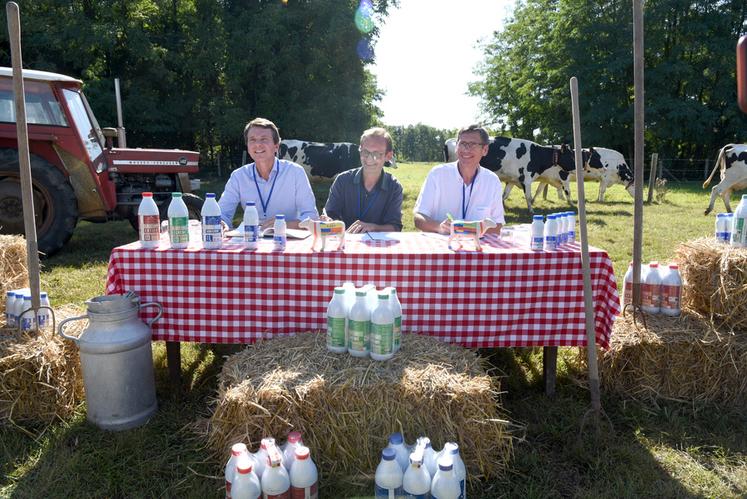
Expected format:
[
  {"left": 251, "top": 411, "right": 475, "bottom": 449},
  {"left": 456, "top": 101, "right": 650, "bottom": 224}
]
[
  {"left": 252, "top": 159, "right": 280, "bottom": 218},
  {"left": 461, "top": 167, "right": 478, "bottom": 219},
  {"left": 358, "top": 182, "right": 381, "bottom": 220}
]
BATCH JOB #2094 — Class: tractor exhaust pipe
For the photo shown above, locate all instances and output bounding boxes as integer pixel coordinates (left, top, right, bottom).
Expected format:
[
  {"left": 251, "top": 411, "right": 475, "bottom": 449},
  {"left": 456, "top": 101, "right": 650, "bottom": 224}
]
[{"left": 114, "top": 78, "right": 127, "bottom": 148}]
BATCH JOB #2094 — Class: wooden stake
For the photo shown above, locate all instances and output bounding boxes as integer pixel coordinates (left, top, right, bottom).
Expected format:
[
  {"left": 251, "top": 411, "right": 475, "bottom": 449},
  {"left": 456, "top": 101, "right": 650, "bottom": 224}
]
[{"left": 632, "top": 0, "right": 645, "bottom": 308}]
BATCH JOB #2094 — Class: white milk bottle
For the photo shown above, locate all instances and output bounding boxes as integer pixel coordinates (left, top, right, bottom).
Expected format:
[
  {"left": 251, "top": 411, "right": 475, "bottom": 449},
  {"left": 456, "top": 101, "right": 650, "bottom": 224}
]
[
  {"left": 444, "top": 442, "right": 467, "bottom": 499},
  {"left": 348, "top": 291, "right": 370, "bottom": 358},
  {"left": 261, "top": 447, "right": 290, "bottom": 499},
  {"left": 567, "top": 211, "right": 576, "bottom": 243},
  {"left": 416, "top": 437, "right": 437, "bottom": 478},
  {"left": 732, "top": 194, "right": 747, "bottom": 247},
  {"left": 557, "top": 213, "right": 567, "bottom": 245},
  {"left": 641, "top": 262, "right": 662, "bottom": 314},
  {"left": 201, "top": 193, "right": 223, "bottom": 250},
  {"left": 253, "top": 438, "right": 272, "bottom": 479},
  {"left": 326, "top": 287, "right": 348, "bottom": 353},
  {"left": 232, "top": 454, "right": 262, "bottom": 499},
  {"left": 167, "top": 192, "right": 190, "bottom": 249},
  {"left": 387, "top": 432, "right": 410, "bottom": 473},
  {"left": 715, "top": 213, "right": 730, "bottom": 242},
  {"left": 8, "top": 290, "right": 21, "bottom": 327},
  {"left": 431, "top": 455, "right": 461, "bottom": 499},
  {"left": 530, "top": 215, "right": 544, "bottom": 251},
  {"left": 375, "top": 447, "right": 403, "bottom": 498},
  {"left": 342, "top": 282, "right": 356, "bottom": 313},
  {"left": 138, "top": 191, "right": 161, "bottom": 249},
  {"left": 289, "top": 445, "right": 318, "bottom": 499},
  {"left": 370, "top": 293, "right": 395, "bottom": 361},
  {"left": 37, "top": 292, "right": 51, "bottom": 329},
  {"left": 363, "top": 283, "right": 378, "bottom": 312},
  {"left": 283, "top": 431, "right": 303, "bottom": 471},
  {"left": 622, "top": 262, "right": 633, "bottom": 307},
  {"left": 389, "top": 288, "right": 403, "bottom": 353},
  {"left": 273, "top": 215, "right": 287, "bottom": 251},
  {"left": 660, "top": 264, "right": 682, "bottom": 317},
  {"left": 19, "top": 294, "right": 35, "bottom": 332},
  {"left": 4, "top": 290, "right": 13, "bottom": 326},
  {"left": 226, "top": 443, "right": 249, "bottom": 498},
  {"left": 244, "top": 201, "right": 260, "bottom": 250},
  {"left": 402, "top": 450, "right": 430, "bottom": 498},
  {"left": 544, "top": 214, "right": 558, "bottom": 251},
  {"left": 725, "top": 213, "right": 734, "bottom": 244}
]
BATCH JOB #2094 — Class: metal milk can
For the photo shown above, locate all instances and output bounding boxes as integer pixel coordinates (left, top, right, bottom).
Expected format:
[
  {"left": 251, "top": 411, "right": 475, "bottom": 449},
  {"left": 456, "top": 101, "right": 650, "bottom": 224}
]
[{"left": 59, "top": 293, "right": 162, "bottom": 431}]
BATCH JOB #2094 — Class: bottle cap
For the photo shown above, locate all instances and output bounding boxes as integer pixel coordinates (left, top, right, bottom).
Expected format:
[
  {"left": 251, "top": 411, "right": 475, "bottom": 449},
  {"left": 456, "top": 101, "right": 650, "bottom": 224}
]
[
  {"left": 449, "top": 442, "right": 460, "bottom": 455},
  {"left": 356, "top": 291, "right": 366, "bottom": 297},
  {"left": 382, "top": 448, "right": 396, "bottom": 461},
  {"left": 236, "top": 455, "right": 253, "bottom": 474},
  {"left": 649, "top": 261, "right": 659, "bottom": 268},
  {"left": 294, "top": 445, "right": 310, "bottom": 460},
  {"left": 172, "top": 192, "right": 182, "bottom": 198},
  {"left": 437, "top": 455, "right": 454, "bottom": 471},
  {"left": 334, "top": 288, "right": 345, "bottom": 294},
  {"left": 276, "top": 214, "right": 286, "bottom": 219},
  {"left": 143, "top": 192, "right": 153, "bottom": 197},
  {"left": 668, "top": 264, "right": 679, "bottom": 269},
  {"left": 246, "top": 201, "right": 256, "bottom": 206},
  {"left": 416, "top": 436, "right": 432, "bottom": 449},
  {"left": 206, "top": 193, "right": 215, "bottom": 198},
  {"left": 287, "top": 431, "right": 302, "bottom": 444},
  {"left": 231, "top": 442, "right": 248, "bottom": 456},
  {"left": 717, "top": 213, "right": 727, "bottom": 218},
  {"left": 389, "top": 432, "right": 403, "bottom": 445},
  {"left": 260, "top": 437, "right": 275, "bottom": 450},
  {"left": 409, "top": 449, "right": 424, "bottom": 465},
  {"left": 533, "top": 215, "right": 544, "bottom": 220},
  {"left": 378, "top": 293, "right": 389, "bottom": 300},
  {"left": 40, "top": 292, "right": 48, "bottom": 298}
]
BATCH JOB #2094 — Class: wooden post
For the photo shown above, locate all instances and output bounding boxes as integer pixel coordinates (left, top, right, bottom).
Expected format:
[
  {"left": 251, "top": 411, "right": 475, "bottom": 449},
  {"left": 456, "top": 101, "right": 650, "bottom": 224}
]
[
  {"left": 6, "top": 1, "right": 42, "bottom": 328},
  {"left": 703, "top": 159, "right": 710, "bottom": 180},
  {"left": 646, "top": 153, "right": 658, "bottom": 203},
  {"left": 632, "top": 0, "right": 645, "bottom": 308}
]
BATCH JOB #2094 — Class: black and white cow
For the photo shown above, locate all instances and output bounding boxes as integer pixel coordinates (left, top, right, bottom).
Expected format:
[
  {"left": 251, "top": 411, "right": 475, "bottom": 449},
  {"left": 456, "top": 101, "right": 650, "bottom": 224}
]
[
  {"left": 444, "top": 136, "right": 577, "bottom": 213},
  {"left": 278, "top": 139, "right": 396, "bottom": 180},
  {"left": 703, "top": 143, "right": 747, "bottom": 215}
]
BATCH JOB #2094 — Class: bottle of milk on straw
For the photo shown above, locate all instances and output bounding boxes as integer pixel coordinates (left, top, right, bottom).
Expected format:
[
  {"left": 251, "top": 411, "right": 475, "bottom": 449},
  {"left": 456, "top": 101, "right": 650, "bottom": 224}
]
[
  {"left": 641, "top": 262, "right": 662, "bottom": 314},
  {"left": 348, "top": 291, "right": 371, "bottom": 357},
  {"left": 370, "top": 293, "right": 395, "bottom": 361},
  {"left": 431, "top": 455, "right": 461, "bottom": 499},
  {"left": 389, "top": 288, "right": 403, "bottom": 353},
  {"left": 326, "top": 287, "right": 348, "bottom": 353},
  {"left": 402, "top": 450, "right": 431, "bottom": 498},
  {"left": 660, "top": 264, "right": 682, "bottom": 317},
  {"left": 375, "top": 448, "right": 403, "bottom": 498},
  {"left": 289, "top": 445, "right": 318, "bottom": 499}
]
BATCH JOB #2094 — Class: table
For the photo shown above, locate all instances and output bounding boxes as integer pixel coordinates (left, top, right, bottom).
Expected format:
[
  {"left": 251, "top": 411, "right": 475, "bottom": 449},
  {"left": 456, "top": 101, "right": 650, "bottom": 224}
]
[{"left": 106, "top": 232, "right": 620, "bottom": 393}]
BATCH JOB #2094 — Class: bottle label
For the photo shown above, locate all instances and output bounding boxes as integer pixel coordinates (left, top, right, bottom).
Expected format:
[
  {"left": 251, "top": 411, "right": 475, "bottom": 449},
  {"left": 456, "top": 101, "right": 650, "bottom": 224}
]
[
  {"left": 202, "top": 216, "right": 222, "bottom": 243},
  {"left": 660, "top": 284, "right": 681, "bottom": 309},
  {"left": 641, "top": 283, "right": 661, "bottom": 308},
  {"left": 274, "top": 234, "right": 287, "bottom": 250},
  {"left": 623, "top": 283, "right": 632, "bottom": 306},
  {"left": 374, "top": 485, "right": 404, "bottom": 498},
  {"left": 568, "top": 229, "right": 575, "bottom": 242},
  {"left": 169, "top": 216, "right": 189, "bottom": 243},
  {"left": 371, "top": 323, "right": 393, "bottom": 355},
  {"left": 544, "top": 235, "right": 557, "bottom": 250},
  {"left": 402, "top": 492, "right": 427, "bottom": 499},
  {"left": 459, "top": 479, "right": 465, "bottom": 499},
  {"left": 20, "top": 316, "right": 34, "bottom": 331},
  {"left": 244, "top": 224, "right": 259, "bottom": 243},
  {"left": 736, "top": 217, "right": 746, "bottom": 245},
  {"left": 38, "top": 313, "right": 49, "bottom": 328},
  {"left": 140, "top": 215, "right": 161, "bottom": 242},
  {"left": 393, "top": 316, "right": 402, "bottom": 349},
  {"left": 290, "top": 483, "right": 318, "bottom": 499},
  {"left": 327, "top": 316, "right": 346, "bottom": 347},
  {"left": 348, "top": 320, "right": 369, "bottom": 351},
  {"left": 265, "top": 492, "right": 291, "bottom": 499},
  {"left": 531, "top": 236, "right": 543, "bottom": 250}
]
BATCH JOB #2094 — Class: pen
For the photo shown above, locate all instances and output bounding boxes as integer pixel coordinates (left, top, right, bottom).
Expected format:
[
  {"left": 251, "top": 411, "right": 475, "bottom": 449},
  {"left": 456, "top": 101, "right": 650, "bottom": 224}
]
[
  {"left": 446, "top": 213, "right": 453, "bottom": 221},
  {"left": 366, "top": 232, "right": 375, "bottom": 240}
]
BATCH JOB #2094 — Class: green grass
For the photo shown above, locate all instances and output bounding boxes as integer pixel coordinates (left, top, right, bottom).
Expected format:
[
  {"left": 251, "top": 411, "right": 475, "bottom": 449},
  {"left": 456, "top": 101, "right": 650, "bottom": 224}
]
[{"left": 3, "top": 164, "right": 746, "bottom": 498}]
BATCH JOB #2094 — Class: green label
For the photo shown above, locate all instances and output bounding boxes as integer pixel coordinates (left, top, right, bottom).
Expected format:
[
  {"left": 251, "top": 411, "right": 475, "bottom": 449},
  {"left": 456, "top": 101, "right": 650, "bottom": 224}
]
[
  {"left": 393, "top": 316, "right": 402, "bottom": 349},
  {"left": 371, "top": 323, "right": 393, "bottom": 355},
  {"left": 327, "top": 316, "right": 346, "bottom": 347},
  {"left": 170, "top": 216, "right": 188, "bottom": 227},
  {"left": 169, "top": 217, "right": 189, "bottom": 243},
  {"left": 348, "top": 320, "right": 369, "bottom": 351},
  {"left": 736, "top": 218, "right": 746, "bottom": 244}
]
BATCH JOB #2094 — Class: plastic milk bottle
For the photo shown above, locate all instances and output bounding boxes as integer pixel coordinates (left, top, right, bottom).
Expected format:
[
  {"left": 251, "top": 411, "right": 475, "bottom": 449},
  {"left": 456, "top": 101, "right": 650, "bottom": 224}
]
[
  {"left": 387, "top": 432, "right": 410, "bottom": 473},
  {"left": 201, "top": 193, "right": 223, "bottom": 250},
  {"left": 244, "top": 201, "right": 260, "bottom": 250},
  {"left": 732, "top": 194, "right": 747, "bottom": 247},
  {"left": 716, "top": 213, "right": 730, "bottom": 242},
  {"left": 660, "top": 264, "right": 682, "bottom": 317},
  {"left": 225, "top": 442, "right": 250, "bottom": 498},
  {"left": 19, "top": 295, "right": 35, "bottom": 332},
  {"left": 375, "top": 448, "right": 404, "bottom": 498},
  {"left": 416, "top": 437, "right": 438, "bottom": 478},
  {"left": 530, "top": 215, "right": 544, "bottom": 251},
  {"left": 431, "top": 455, "right": 461, "bottom": 499},
  {"left": 289, "top": 445, "right": 318, "bottom": 499},
  {"left": 544, "top": 214, "right": 558, "bottom": 251},
  {"left": 283, "top": 431, "right": 303, "bottom": 471},
  {"left": 326, "top": 288, "right": 348, "bottom": 353},
  {"left": 641, "top": 262, "right": 662, "bottom": 314},
  {"left": 261, "top": 446, "right": 290, "bottom": 499},
  {"left": 370, "top": 293, "right": 395, "bottom": 361},
  {"left": 232, "top": 454, "right": 261, "bottom": 499},
  {"left": 567, "top": 211, "right": 576, "bottom": 243},
  {"left": 4, "top": 291, "right": 14, "bottom": 327},
  {"left": 137, "top": 192, "right": 160, "bottom": 249},
  {"left": 253, "top": 438, "right": 273, "bottom": 479},
  {"left": 402, "top": 450, "right": 431, "bottom": 498},
  {"left": 622, "top": 262, "right": 633, "bottom": 307},
  {"left": 389, "top": 288, "right": 403, "bottom": 353},
  {"left": 348, "top": 291, "right": 370, "bottom": 357},
  {"left": 273, "top": 215, "right": 287, "bottom": 251},
  {"left": 167, "top": 192, "right": 189, "bottom": 249},
  {"left": 438, "top": 443, "right": 466, "bottom": 499}
]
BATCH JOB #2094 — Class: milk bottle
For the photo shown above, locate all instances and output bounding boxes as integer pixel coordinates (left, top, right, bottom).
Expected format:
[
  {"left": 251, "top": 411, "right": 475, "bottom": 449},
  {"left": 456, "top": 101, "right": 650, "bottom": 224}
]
[
  {"left": 544, "top": 214, "right": 558, "bottom": 251},
  {"left": 5, "top": 291, "right": 15, "bottom": 327},
  {"left": 436, "top": 443, "right": 466, "bottom": 499},
  {"left": 732, "top": 194, "right": 747, "bottom": 247},
  {"left": 430, "top": 455, "right": 461, "bottom": 499},
  {"left": 273, "top": 215, "right": 287, "bottom": 251},
  {"left": 402, "top": 450, "right": 430, "bottom": 498},
  {"left": 621, "top": 262, "right": 633, "bottom": 307},
  {"left": 375, "top": 448, "right": 403, "bottom": 498},
  {"left": 641, "top": 262, "right": 662, "bottom": 314},
  {"left": 19, "top": 295, "right": 35, "bottom": 332},
  {"left": 557, "top": 213, "right": 567, "bottom": 245},
  {"left": 416, "top": 437, "right": 437, "bottom": 478},
  {"left": 660, "top": 264, "right": 682, "bottom": 317},
  {"left": 387, "top": 432, "right": 410, "bottom": 473},
  {"left": 232, "top": 454, "right": 261, "bottom": 499},
  {"left": 283, "top": 431, "right": 303, "bottom": 471},
  {"left": 530, "top": 215, "right": 544, "bottom": 251},
  {"left": 567, "top": 211, "right": 576, "bottom": 243},
  {"left": 715, "top": 213, "right": 730, "bottom": 242},
  {"left": 167, "top": 192, "right": 190, "bottom": 249},
  {"left": 370, "top": 293, "right": 395, "bottom": 361},
  {"left": 342, "top": 282, "right": 356, "bottom": 313},
  {"left": 326, "top": 288, "right": 348, "bottom": 353},
  {"left": 389, "top": 288, "right": 403, "bottom": 353},
  {"left": 200, "top": 193, "right": 222, "bottom": 249},
  {"left": 289, "top": 445, "right": 318, "bottom": 499},
  {"left": 226, "top": 442, "right": 250, "bottom": 498},
  {"left": 348, "top": 291, "right": 370, "bottom": 357},
  {"left": 244, "top": 202, "right": 260, "bottom": 250},
  {"left": 261, "top": 446, "right": 290, "bottom": 499},
  {"left": 137, "top": 191, "right": 161, "bottom": 249},
  {"left": 38, "top": 292, "right": 51, "bottom": 329},
  {"left": 253, "top": 438, "right": 273, "bottom": 479}
]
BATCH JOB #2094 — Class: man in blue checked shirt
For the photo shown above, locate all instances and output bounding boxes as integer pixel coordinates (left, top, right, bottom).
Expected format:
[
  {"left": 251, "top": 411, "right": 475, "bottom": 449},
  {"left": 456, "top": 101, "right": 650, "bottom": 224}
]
[{"left": 218, "top": 117, "right": 319, "bottom": 230}]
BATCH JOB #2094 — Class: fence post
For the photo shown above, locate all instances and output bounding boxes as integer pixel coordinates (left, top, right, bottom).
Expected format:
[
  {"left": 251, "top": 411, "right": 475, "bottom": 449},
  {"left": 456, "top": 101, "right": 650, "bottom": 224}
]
[
  {"left": 647, "top": 152, "right": 659, "bottom": 203},
  {"left": 703, "top": 159, "right": 710, "bottom": 180}
]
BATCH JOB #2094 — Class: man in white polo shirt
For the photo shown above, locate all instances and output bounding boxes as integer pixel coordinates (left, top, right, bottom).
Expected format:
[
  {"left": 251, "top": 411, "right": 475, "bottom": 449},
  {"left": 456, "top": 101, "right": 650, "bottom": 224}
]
[{"left": 413, "top": 124, "right": 504, "bottom": 235}]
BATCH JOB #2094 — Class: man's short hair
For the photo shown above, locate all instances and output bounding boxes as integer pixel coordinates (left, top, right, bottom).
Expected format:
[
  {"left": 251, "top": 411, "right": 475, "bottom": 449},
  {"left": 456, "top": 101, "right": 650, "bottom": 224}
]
[
  {"left": 457, "top": 124, "right": 489, "bottom": 145},
  {"left": 360, "top": 127, "right": 393, "bottom": 152},
  {"left": 244, "top": 117, "right": 280, "bottom": 144}
]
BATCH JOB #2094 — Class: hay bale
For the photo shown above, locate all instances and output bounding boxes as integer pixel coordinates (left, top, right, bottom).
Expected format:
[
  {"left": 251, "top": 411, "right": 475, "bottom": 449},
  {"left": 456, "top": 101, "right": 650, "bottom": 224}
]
[
  {"left": 575, "top": 311, "right": 747, "bottom": 407},
  {"left": 0, "top": 235, "right": 28, "bottom": 315},
  {"left": 0, "top": 305, "right": 85, "bottom": 425},
  {"left": 675, "top": 237, "right": 747, "bottom": 331},
  {"left": 207, "top": 333, "right": 513, "bottom": 487}
]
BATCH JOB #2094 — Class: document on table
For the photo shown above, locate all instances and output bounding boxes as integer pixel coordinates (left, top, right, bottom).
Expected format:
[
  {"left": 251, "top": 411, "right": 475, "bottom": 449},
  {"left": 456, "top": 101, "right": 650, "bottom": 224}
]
[{"left": 225, "top": 223, "right": 311, "bottom": 240}]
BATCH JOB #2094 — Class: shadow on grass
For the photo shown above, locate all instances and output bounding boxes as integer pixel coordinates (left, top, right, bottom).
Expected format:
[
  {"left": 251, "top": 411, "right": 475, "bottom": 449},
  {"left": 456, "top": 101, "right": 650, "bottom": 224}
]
[{"left": 43, "top": 221, "right": 136, "bottom": 270}]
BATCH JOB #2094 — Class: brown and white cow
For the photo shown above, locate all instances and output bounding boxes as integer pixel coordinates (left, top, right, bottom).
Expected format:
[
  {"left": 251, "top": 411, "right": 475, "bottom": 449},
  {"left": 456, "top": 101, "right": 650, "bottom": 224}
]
[{"left": 703, "top": 144, "right": 747, "bottom": 215}]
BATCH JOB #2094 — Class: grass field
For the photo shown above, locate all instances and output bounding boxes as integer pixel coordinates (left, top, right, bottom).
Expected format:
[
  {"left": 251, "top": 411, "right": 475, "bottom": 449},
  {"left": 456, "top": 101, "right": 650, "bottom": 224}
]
[{"left": 2, "top": 162, "right": 745, "bottom": 498}]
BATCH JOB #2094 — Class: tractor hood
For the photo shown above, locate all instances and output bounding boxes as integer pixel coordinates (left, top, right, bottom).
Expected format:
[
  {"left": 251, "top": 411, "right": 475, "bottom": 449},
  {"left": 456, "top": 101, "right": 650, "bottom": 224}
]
[{"left": 103, "top": 148, "right": 199, "bottom": 174}]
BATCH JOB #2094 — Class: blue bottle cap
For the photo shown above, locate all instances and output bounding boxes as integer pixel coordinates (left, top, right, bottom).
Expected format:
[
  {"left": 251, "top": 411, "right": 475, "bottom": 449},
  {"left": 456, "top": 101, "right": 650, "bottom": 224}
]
[
  {"left": 533, "top": 215, "right": 544, "bottom": 220},
  {"left": 382, "top": 448, "right": 396, "bottom": 460},
  {"left": 206, "top": 193, "right": 216, "bottom": 198},
  {"left": 246, "top": 201, "right": 256, "bottom": 206},
  {"left": 276, "top": 214, "right": 285, "bottom": 219},
  {"left": 389, "top": 432, "right": 403, "bottom": 445}
]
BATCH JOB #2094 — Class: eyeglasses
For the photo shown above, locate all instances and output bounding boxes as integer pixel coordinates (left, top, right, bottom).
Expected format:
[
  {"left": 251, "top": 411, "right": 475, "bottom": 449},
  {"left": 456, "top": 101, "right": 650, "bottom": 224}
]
[
  {"left": 457, "top": 141, "right": 486, "bottom": 150},
  {"left": 359, "top": 149, "right": 386, "bottom": 161}
]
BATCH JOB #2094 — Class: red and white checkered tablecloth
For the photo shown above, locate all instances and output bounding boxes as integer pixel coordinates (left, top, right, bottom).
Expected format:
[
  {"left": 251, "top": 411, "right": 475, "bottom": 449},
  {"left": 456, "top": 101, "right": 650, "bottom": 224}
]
[{"left": 105, "top": 232, "right": 620, "bottom": 348}]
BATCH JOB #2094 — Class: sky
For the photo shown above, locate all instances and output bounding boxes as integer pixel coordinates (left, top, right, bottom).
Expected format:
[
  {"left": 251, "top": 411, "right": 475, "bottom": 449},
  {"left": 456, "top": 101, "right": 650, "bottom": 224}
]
[{"left": 370, "top": 0, "right": 514, "bottom": 130}]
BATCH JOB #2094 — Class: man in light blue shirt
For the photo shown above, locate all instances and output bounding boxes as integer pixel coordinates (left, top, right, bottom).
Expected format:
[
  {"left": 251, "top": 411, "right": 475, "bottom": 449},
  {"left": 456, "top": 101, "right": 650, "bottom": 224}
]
[{"left": 218, "top": 117, "right": 319, "bottom": 229}]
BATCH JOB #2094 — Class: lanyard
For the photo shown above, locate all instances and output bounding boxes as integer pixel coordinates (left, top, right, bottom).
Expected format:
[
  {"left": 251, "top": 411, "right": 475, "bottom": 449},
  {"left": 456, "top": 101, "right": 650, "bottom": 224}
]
[
  {"left": 252, "top": 158, "right": 280, "bottom": 218},
  {"left": 358, "top": 182, "right": 381, "bottom": 220},
  {"left": 461, "top": 166, "right": 478, "bottom": 219}
]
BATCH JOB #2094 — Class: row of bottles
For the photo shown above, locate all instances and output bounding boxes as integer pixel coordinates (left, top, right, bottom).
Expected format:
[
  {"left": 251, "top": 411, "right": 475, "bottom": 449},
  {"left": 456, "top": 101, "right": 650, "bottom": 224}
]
[
  {"left": 622, "top": 262, "right": 682, "bottom": 316},
  {"left": 225, "top": 431, "right": 318, "bottom": 499},
  {"left": 326, "top": 283, "right": 403, "bottom": 360},
  {"left": 4, "top": 288, "right": 51, "bottom": 331},
  {"left": 375, "top": 432, "right": 467, "bottom": 499},
  {"left": 715, "top": 195, "right": 747, "bottom": 246},
  {"left": 530, "top": 211, "right": 576, "bottom": 251}
]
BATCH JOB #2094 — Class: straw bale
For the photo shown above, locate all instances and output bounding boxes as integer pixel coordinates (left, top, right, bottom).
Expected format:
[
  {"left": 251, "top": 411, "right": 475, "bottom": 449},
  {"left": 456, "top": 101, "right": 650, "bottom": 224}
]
[
  {"left": 0, "top": 305, "right": 85, "bottom": 425},
  {"left": 207, "top": 332, "right": 513, "bottom": 487},
  {"left": 0, "top": 235, "right": 28, "bottom": 315},
  {"left": 574, "top": 311, "right": 747, "bottom": 407},
  {"left": 675, "top": 237, "right": 747, "bottom": 331}
]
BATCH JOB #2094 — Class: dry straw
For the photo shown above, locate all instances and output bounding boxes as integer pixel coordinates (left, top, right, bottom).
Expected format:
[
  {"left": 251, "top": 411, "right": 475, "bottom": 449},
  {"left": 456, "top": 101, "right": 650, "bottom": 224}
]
[
  {"left": 0, "top": 235, "right": 28, "bottom": 315},
  {"left": 675, "top": 237, "right": 747, "bottom": 331},
  {"left": 207, "top": 332, "right": 513, "bottom": 487},
  {"left": 0, "top": 305, "right": 85, "bottom": 427}
]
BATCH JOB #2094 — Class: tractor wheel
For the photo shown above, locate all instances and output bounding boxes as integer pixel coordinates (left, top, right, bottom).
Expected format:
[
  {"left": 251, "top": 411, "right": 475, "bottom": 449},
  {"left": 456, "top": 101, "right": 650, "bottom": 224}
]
[{"left": 0, "top": 149, "right": 78, "bottom": 256}]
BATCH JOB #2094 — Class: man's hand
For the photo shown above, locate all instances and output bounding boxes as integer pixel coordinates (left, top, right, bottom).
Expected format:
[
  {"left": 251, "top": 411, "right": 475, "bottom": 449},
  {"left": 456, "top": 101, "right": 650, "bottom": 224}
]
[
  {"left": 438, "top": 218, "right": 452, "bottom": 235},
  {"left": 347, "top": 220, "right": 375, "bottom": 234}
]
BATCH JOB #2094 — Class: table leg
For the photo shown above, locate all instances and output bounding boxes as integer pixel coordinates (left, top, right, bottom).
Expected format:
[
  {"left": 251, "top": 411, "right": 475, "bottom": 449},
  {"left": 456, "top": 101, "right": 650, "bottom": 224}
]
[
  {"left": 543, "top": 346, "right": 558, "bottom": 397},
  {"left": 166, "top": 341, "right": 182, "bottom": 391}
]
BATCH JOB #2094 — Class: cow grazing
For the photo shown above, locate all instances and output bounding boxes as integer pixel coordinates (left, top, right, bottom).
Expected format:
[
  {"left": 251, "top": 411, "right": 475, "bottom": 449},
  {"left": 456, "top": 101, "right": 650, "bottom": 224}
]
[
  {"left": 278, "top": 140, "right": 396, "bottom": 180},
  {"left": 703, "top": 144, "right": 747, "bottom": 215},
  {"left": 444, "top": 136, "right": 577, "bottom": 213}
]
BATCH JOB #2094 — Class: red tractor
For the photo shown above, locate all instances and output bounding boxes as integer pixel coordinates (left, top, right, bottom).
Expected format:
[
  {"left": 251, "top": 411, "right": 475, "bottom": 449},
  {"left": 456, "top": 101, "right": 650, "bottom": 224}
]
[{"left": 0, "top": 67, "right": 203, "bottom": 255}]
